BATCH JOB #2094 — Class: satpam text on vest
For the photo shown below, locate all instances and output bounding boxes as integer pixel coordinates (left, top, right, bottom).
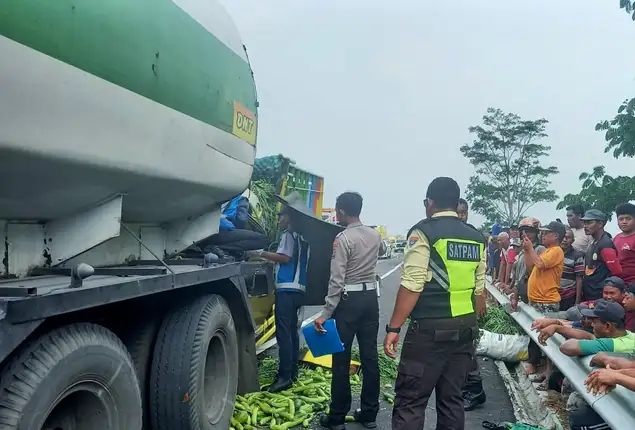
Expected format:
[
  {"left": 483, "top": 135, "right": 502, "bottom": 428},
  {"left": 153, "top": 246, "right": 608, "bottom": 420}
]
[{"left": 447, "top": 241, "right": 480, "bottom": 262}]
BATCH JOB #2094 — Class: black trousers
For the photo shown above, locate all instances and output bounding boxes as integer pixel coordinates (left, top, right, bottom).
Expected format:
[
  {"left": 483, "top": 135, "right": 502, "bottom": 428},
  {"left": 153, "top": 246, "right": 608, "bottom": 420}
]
[
  {"left": 393, "top": 314, "right": 477, "bottom": 430},
  {"left": 275, "top": 291, "right": 302, "bottom": 380},
  {"left": 462, "top": 352, "right": 483, "bottom": 395},
  {"left": 330, "top": 289, "right": 380, "bottom": 424}
]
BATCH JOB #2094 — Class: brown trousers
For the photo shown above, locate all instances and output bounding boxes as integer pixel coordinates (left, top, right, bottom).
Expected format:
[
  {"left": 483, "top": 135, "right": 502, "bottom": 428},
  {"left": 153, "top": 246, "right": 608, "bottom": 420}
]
[{"left": 392, "top": 314, "right": 478, "bottom": 430}]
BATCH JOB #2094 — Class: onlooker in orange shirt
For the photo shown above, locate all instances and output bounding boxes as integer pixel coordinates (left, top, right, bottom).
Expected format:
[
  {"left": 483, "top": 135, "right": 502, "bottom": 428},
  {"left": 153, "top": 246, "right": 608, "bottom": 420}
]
[{"left": 523, "top": 221, "right": 566, "bottom": 374}]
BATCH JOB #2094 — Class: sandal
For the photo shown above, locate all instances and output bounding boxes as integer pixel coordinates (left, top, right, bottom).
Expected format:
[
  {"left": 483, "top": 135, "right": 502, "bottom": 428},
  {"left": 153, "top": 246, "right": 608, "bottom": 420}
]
[
  {"left": 536, "top": 380, "right": 549, "bottom": 391},
  {"left": 528, "top": 373, "right": 546, "bottom": 383}
]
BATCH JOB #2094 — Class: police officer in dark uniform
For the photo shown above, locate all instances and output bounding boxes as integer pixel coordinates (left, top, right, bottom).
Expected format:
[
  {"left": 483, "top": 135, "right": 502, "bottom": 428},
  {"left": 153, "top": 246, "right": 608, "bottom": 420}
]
[
  {"left": 384, "top": 177, "right": 486, "bottom": 430},
  {"left": 315, "top": 192, "right": 385, "bottom": 430}
]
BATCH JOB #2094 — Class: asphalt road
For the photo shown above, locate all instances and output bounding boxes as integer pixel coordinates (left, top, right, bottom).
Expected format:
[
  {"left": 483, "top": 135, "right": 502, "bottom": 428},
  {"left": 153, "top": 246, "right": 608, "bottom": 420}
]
[{"left": 302, "top": 256, "right": 516, "bottom": 429}]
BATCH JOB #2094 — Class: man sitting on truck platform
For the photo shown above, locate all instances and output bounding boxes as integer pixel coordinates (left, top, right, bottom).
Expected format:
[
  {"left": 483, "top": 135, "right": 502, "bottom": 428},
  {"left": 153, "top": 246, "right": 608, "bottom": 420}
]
[{"left": 245, "top": 205, "right": 310, "bottom": 393}]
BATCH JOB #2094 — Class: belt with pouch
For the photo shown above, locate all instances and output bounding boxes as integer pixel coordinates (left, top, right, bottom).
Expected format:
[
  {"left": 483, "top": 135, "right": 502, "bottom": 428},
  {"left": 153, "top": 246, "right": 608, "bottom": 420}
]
[{"left": 344, "top": 282, "right": 377, "bottom": 292}]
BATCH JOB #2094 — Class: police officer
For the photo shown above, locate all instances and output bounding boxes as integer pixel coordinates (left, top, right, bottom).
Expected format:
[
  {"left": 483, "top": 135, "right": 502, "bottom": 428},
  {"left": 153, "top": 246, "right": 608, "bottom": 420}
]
[
  {"left": 384, "top": 177, "right": 486, "bottom": 430},
  {"left": 314, "top": 192, "right": 385, "bottom": 430},
  {"left": 457, "top": 198, "right": 488, "bottom": 411}
]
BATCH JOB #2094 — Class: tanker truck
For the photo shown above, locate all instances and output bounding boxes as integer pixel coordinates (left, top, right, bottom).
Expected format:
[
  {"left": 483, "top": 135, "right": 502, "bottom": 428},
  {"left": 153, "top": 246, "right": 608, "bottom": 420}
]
[{"left": 0, "top": 2, "right": 271, "bottom": 429}]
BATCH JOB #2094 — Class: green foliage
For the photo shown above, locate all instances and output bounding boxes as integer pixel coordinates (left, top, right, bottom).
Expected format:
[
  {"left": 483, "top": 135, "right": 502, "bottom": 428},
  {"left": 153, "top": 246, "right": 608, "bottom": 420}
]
[
  {"left": 249, "top": 180, "right": 279, "bottom": 242},
  {"left": 557, "top": 166, "right": 635, "bottom": 220},
  {"left": 460, "top": 108, "right": 559, "bottom": 226},
  {"left": 619, "top": 0, "right": 635, "bottom": 20},
  {"left": 595, "top": 98, "right": 635, "bottom": 159},
  {"left": 558, "top": 1, "right": 635, "bottom": 217}
]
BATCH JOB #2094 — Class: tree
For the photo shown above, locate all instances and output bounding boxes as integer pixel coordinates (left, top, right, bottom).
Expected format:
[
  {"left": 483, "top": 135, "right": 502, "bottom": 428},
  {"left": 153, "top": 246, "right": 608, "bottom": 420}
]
[
  {"left": 460, "top": 108, "right": 559, "bottom": 226},
  {"left": 619, "top": 0, "right": 635, "bottom": 19},
  {"left": 558, "top": 1, "right": 635, "bottom": 216},
  {"left": 557, "top": 166, "right": 635, "bottom": 220},
  {"left": 595, "top": 98, "right": 635, "bottom": 158}
]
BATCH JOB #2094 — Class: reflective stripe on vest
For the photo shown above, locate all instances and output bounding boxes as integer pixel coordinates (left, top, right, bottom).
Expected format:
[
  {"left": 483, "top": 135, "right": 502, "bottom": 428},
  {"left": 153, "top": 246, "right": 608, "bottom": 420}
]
[
  {"left": 275, "top": 233, "right": 310, "bottom": 293},
  {"left": 432, "top": 238, "right": 484, "bottom": 317}
]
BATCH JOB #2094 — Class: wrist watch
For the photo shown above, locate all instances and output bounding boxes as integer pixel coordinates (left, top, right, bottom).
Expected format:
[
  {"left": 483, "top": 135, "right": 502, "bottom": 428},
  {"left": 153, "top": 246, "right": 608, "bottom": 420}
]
[{"left": 385, "top": 324, "right": 400, "bottom": 334}]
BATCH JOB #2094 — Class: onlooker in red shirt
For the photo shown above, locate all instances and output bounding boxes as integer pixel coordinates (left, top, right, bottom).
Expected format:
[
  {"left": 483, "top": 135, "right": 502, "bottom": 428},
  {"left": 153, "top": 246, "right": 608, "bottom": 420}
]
[
  {"left": 582, "top": 209, "right": 622, "bottom": 301},
  {"left": 614, "top": 203, "right": 635, "bottom": 284},
  {"left": 497, "top": 232, "right": 515, "bottom": 285}
]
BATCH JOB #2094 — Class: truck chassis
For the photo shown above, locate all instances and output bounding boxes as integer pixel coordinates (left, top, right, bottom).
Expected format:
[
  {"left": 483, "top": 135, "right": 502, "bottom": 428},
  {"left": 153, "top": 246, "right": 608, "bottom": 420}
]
[{"left": 0, "top": 258, "right": 273, "bottom": 430}]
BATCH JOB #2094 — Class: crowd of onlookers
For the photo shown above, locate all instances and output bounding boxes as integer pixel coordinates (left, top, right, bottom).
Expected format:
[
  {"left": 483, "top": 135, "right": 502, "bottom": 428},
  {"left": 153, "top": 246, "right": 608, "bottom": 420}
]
[{"left": 487, "top": 203, "right": 635, "bottom": 430}]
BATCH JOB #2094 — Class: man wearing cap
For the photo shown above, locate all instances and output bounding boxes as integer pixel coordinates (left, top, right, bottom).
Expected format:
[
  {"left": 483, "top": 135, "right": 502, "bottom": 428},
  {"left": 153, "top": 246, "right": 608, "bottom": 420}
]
[
  {"left": 559, "top": 299, "right": 635, "bottom": 430},
  {"left": 509, "top": 217, "right": 545, "bottom": 308},
  {"left": 599, "top": 276, "right": 635, "bottom": 331},
  {"left": 522, "top": 221, "right": 566, "bottom": 374},
  {"left": 246, "top": 205, "right": 311, "bottom": 392},
  {"left": 315, "top": 192, "right": 383, "bottom": 430},
  {"left": 600, "top": 276, "right": 627, "bottom": 304},
  {"left": 559, "top": 299, "right": 635, "bottom": 357},
  {"left": 581, "top": 209, "right": 622, "bottom": 301},
  {"left": 524, "top": 221, "right": 566, "bottom": 312}
]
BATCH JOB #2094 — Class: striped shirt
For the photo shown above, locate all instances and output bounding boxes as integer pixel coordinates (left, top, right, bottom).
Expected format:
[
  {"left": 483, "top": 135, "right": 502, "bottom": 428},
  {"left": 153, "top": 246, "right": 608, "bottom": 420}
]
[{"left": 560, "top": 247, "right": 585, "bottom": 299}]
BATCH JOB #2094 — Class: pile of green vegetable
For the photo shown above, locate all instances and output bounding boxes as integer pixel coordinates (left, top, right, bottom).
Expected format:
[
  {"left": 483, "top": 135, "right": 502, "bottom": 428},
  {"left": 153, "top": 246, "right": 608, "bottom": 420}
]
[
  {"left": 478, "top": 306, "right": 522, "bottom": 335},
  {"left": 232, "top": 365, "right": 357, "bottom": 429},
  {"left": 236, "top": 349, "right": 399, "bottom": 429}
]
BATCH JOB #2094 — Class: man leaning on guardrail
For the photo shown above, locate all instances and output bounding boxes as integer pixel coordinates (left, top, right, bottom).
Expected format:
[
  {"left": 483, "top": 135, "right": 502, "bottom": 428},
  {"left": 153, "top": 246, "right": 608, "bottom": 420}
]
[
  {"left": 555, "top": 299, "right": 635, "bottom": 430},
  {"left": 522, "top": 221, "right": 566, "bottom": 375}
]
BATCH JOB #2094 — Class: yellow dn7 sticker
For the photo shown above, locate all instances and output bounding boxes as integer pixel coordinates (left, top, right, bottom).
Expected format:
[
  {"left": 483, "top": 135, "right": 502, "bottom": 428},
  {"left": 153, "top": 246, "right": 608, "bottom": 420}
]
[{"left": 232, "top": 101, "right": 257, "bottom": 145}]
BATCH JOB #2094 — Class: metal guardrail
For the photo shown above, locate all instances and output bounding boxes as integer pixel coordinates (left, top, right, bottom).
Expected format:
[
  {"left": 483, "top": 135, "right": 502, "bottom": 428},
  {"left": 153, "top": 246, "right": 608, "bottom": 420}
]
[{"left": 485, "top": 282, "right": 635, "bottom": 430}]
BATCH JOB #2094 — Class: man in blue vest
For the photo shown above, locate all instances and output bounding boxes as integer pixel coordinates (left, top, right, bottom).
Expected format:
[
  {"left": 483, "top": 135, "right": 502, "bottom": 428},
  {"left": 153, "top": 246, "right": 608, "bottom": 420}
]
[
  {"left": 246, "top": 205, "right": 310, "bottom": 393},
  {"left": 384, "top": 177, "right": 486, "bottom": 430}
]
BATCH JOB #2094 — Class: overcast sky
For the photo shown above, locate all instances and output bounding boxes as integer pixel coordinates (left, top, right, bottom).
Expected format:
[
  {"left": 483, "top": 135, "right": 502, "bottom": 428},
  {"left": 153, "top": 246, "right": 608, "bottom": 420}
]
[{"left": 221, "top": 0, "right": 635, "bottom": 236}]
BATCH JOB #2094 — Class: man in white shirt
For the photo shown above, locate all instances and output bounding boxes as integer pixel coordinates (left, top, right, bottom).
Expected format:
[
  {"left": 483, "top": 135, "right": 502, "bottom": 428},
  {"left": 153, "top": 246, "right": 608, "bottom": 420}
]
[{"left": 566, "top": 204, "right": 592, "bottom": 252}]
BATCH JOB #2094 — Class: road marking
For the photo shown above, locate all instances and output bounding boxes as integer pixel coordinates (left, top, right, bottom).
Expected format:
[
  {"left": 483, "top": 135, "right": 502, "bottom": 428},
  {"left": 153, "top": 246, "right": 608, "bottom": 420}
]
[
  {"left": 256, "top": 260, "right": 404, "bottom": 354},
  {"left": 379, "top": 262, "right": 403, "bottom": 280}
]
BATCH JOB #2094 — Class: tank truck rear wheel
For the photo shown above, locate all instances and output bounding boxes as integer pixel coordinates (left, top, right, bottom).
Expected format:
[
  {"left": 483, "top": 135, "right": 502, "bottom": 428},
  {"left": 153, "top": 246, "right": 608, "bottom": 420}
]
[
  {"left": 0, "top": 323, "right": 142, "bottom": 430},
  {"left": 150, "top": 294, "right": 239, "bottom": 430},
  {"left": 121, "top": 317, "right": 161, "bottom": 430}
]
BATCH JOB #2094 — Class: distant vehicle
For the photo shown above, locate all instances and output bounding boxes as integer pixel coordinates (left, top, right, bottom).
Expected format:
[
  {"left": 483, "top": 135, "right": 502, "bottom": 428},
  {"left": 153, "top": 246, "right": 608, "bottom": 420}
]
[
  {"left": 394, "top": 239, "right": 407, "bottom": 253},
  {"left": 378, "top": 240, "right": 393, "bottom": 259}
]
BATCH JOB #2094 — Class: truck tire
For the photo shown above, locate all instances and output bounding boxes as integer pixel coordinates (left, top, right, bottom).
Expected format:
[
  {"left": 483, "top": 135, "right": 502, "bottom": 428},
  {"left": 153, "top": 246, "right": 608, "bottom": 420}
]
[
  {"left": 121, "top": 318, "right": 161, "bottom": 430},
  {"left": 150, "top": 294, "right": 239, "bottom": 430},
  {"left": 0, "top": 323, "right": 142, "bottom": 430}
]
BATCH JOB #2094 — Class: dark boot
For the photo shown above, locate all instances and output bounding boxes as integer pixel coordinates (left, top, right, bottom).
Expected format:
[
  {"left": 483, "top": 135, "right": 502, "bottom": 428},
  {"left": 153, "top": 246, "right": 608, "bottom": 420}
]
[
  {"left": 463, "top": 390, "right": 486, "bottom": 411},
  {"left": 353, "top": 408, "right": 377, "bottom": 429},
  {"left": 319, "top": 415, "right": 346, "bottom": 430},
  {"left": 266, "top": 377, "right": 293, "bottom": 393}
]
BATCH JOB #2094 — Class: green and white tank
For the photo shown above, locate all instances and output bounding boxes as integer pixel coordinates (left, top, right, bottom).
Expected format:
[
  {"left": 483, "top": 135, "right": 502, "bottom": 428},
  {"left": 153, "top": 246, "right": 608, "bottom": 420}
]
[{"left": 0, "top": 0, "right": 258, "bottom": 223}]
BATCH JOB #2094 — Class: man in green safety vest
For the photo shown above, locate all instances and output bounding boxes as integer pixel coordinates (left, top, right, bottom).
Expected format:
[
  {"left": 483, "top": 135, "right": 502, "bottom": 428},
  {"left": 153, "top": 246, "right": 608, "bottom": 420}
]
[{"left": 384, "top": 177, "right": 486, "bottom": 430}]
